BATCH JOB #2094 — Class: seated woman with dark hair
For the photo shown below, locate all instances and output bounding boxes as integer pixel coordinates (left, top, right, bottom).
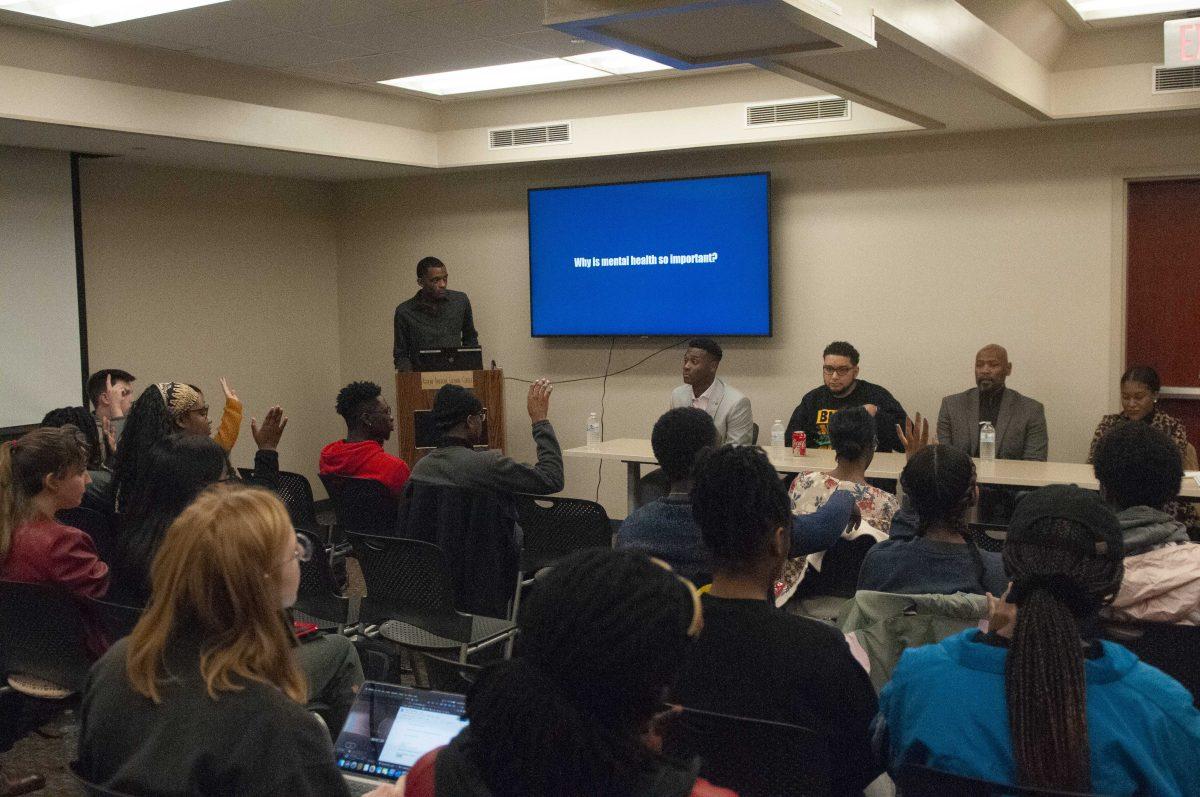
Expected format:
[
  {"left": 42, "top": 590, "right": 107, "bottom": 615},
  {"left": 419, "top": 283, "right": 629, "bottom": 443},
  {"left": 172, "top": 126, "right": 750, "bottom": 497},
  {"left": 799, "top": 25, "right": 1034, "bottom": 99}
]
[
  {"left": 778, "top": 406, "right": 897, "bottom": 604},
  {"left": 858, "top": 439, "right": 1005, "bottom": 596},
  {"left": 41, "top": 405, "right": 113, "bottom": 511},
  {"left": 1093, "top": 422, "right": 1200, "bottom": 625},
  {"left": 79, "top": 484, "right": 384, "bottom": 797},
  {"left": 113, "top": 434, "right": 228, "bottom": 606},
  {"left": 403, "top": 548, "right": 735, "bottom": 797},
  {"left": 113, "top": 382, "right": 285, "bottom": 512},
  {"left": 112, "top": 437, "right": 362, "bottom": 732},
  {"left": 878, "top": 484, "right": 1200, "bottom": 795},
  {"left": 671, "top": 444, "right": 881, "bottom": 797}
]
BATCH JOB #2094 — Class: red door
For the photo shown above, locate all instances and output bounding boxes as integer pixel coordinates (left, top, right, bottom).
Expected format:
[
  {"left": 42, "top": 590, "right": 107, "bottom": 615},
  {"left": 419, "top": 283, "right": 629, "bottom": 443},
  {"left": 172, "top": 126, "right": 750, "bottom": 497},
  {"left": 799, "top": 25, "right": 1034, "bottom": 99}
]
[{"left": 1126, "top": 179, "right": 1200, "bottom": 452}]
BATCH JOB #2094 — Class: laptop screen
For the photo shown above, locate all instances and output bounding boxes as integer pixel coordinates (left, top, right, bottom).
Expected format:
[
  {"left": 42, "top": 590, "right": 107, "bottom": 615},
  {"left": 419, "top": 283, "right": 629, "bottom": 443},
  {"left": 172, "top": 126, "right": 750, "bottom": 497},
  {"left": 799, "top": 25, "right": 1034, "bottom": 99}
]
[{"left": 334, "top": 682, "right": 468, "bottom": 780}]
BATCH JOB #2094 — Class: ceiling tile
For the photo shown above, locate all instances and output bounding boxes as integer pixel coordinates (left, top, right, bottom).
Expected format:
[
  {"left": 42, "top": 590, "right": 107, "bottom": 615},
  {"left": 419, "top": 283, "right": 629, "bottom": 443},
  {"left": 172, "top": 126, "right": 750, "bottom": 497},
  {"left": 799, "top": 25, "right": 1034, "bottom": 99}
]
[
  {"left": 497, "top": 28, "right": 606, "bottom": 58},
  {"left": 102, "top": 8, "right": 286, "bottom": 50},
  {"left": 408, "top": 0, "right": 545, "bottom": 42},
  {"left": 317, "top": 38, "right": 542, "bottom": 82},
  {"left": 316, "top": 12, "right": 447, "bottom": 52},
  {"left": 214, "top": 0, "right": 398, "bottom": 31},
  {"left": 196, "top": 31, "right": 377, "bottom": 68}
]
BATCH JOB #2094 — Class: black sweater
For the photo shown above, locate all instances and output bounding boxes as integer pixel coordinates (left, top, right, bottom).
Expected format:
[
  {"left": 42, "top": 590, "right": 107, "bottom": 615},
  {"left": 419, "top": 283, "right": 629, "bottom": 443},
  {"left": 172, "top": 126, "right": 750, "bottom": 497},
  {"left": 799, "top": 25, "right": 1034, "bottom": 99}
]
[
  {"left": 785, "top": 381, "right": 907, "bottom": 452},
  {"left": 671, "top": 595, "right": 882, "bottom": 796},
  {"left": 78, "top": 637, "right": 350, "bottom": 797}
]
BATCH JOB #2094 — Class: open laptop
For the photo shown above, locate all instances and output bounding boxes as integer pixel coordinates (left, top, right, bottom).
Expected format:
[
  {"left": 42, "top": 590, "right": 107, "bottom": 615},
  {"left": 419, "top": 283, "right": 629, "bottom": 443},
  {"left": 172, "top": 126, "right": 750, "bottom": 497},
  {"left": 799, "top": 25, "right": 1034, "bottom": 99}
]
[
  {"left": 335, "top": 682, "right": 468, "bottom": 795},
  {"left": 416, "top": 347, "right": 483, "bottom": 372}
]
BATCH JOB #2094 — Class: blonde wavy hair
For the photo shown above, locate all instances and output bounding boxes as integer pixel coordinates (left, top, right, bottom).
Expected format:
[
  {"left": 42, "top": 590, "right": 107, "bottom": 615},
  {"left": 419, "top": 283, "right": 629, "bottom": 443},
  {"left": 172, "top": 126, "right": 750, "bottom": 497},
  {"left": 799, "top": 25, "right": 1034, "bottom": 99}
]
[{"left": 125, "top": 482, "right": 306, "bottom": 704}]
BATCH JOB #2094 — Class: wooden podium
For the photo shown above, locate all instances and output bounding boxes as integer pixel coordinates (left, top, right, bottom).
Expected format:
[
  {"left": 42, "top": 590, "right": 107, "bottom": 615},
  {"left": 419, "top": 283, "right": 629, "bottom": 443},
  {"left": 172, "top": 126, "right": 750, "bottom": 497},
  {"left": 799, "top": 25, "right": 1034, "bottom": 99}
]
[{"left": 396, "top": 369, "right": 505, "bottom": 465}]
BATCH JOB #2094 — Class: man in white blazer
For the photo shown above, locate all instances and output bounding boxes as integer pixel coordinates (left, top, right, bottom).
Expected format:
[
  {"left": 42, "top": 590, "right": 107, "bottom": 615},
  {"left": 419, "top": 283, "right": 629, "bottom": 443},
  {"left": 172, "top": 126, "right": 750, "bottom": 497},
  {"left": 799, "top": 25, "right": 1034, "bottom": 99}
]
[{"left": 669, "top": 338, "right": 755, "bottom": 445}]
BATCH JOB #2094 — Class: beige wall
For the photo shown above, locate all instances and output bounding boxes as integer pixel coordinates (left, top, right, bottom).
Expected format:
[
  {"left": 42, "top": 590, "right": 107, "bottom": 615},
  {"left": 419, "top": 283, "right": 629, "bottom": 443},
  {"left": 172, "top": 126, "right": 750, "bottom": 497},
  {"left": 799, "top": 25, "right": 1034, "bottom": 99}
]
[
  {"left": 335, "top": 116, "right": 1200, "bottom": 518},
  {"left": 81, "top": 159, "right": 343, "bottom": 490}
]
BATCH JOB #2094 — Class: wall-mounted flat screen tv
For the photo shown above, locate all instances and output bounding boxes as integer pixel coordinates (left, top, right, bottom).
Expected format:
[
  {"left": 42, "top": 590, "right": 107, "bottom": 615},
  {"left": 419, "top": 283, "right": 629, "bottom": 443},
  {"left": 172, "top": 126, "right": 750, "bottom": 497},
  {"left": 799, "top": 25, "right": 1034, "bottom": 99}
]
[{"left": 528, "top": 172, "right": 770, "bottom": 336}]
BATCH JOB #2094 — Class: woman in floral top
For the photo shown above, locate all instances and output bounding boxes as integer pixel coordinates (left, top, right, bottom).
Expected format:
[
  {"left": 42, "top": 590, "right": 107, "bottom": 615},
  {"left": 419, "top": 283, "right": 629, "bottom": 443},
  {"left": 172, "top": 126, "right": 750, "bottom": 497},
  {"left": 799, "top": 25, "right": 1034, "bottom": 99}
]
[
  {"left": 777, "top": 406, "right": 897, "bottom": 605},
  {"left": 1087, "top": 366, "right": 1196, "bottom": 533}
]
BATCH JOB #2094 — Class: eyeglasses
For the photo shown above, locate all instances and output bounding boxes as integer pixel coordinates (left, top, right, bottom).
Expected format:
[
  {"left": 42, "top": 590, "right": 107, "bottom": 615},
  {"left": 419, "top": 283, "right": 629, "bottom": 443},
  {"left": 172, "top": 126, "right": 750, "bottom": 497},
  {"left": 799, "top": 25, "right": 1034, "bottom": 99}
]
[
  {"left": 473, "top": 409, "right": 488, "bottom": 421},
  {"left": 286, "top": 533, "right": 314, "bottom": 564},
  {"left": 822, "top": 366, "right": 854, "bottom": 377}
]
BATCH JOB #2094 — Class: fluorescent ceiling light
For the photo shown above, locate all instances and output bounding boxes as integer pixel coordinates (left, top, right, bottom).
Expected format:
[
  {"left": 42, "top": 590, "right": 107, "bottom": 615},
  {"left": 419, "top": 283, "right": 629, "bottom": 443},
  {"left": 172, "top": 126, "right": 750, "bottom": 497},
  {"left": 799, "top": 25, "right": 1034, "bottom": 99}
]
[
  {"left": 0, "top": 0, "right": 229, "bottom": 26},
  {"left": 380, "top": 50, "right": 674, "bottom": 96},
  {"left": 564, "top": 50, "right": 672, "bottom": 75},
  {"left": 1064, "top": 0, "right": 1200, "bottom": 21}
]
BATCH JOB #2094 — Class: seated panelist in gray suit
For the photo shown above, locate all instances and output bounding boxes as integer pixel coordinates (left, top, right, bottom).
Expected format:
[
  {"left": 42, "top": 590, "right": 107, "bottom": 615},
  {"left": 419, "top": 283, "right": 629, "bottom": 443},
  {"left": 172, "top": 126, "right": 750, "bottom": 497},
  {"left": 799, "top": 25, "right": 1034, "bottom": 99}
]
[
  {"left": 669, "top": 338, "right": 754, "bottom": 445},
  {"left": 937, "top": 344, "right": 1048, "bottom": 461}
]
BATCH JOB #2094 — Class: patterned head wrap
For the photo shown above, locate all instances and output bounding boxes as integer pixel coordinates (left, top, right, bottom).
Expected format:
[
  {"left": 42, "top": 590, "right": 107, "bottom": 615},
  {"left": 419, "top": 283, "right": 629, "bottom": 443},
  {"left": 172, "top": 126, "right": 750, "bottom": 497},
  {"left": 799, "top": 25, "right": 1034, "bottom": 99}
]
[{"left": 156, "top": 382, "right": 203, "bottom": 418}]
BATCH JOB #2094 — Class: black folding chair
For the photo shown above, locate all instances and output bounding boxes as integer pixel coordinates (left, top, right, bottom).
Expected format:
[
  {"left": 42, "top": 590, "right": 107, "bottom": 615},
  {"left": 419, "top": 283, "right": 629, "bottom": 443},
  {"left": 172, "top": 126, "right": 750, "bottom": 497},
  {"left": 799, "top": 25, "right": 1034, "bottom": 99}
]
[
  {"left": 85, "top": 596, "right": 143, "bottom": 646},
  {"left": 346, "top": 533, "right": 516, "bottom": 663},
  {"left": 1102, "top": 621, "right": 1200, "bottom": 708},
  {"left": 321, "top": 474, "right": 398, "bottom": 537},
  {"left": 58, "top": 505, "right": 118, "bottom": 564},
  {"left": 293, "top": 528, "right": 357, "bottom": 632},
  {"left": 894, "top": 763, "right": 1108, "bottom": 796},
  {"left": 513, "top": 494, "right": 612, "bottom": 625},
  {"left": 69, "top": 761, "right": 139, "bottom": 797},
  {"left": 967, "top": 523, "right": 1007, "bottom": 554},
  {"left": 415, "top": 651, "right": 482, "bottom": 694},
  {"left": 661, "top": 706, "right": 832, "bottom": 797},
  {"left": 0, "top": 581, "right": 94, "bottom": 696}
]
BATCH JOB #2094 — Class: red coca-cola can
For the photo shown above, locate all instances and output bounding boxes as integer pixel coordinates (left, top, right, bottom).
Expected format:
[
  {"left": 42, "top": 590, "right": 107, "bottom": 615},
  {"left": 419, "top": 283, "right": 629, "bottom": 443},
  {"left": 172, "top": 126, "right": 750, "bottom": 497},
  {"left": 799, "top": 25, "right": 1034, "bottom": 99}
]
[{"left": 792, "top": 431, "right": 807, "bottom": 456}]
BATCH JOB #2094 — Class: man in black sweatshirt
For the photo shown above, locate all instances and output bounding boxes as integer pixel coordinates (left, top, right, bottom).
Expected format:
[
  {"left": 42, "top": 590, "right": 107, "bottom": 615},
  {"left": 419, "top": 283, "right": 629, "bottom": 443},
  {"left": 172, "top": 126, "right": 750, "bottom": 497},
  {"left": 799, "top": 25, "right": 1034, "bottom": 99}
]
[{"left": 785, "top": 341, "right": 907, "bottom": 452}]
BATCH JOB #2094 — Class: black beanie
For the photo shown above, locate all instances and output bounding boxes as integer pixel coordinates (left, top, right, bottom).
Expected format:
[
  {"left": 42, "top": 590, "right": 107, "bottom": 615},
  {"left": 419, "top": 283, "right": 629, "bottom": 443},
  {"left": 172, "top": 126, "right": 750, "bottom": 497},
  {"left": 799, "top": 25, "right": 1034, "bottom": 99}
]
[{"left": 432, "top": 384, "right": 482, "bottom": 429}]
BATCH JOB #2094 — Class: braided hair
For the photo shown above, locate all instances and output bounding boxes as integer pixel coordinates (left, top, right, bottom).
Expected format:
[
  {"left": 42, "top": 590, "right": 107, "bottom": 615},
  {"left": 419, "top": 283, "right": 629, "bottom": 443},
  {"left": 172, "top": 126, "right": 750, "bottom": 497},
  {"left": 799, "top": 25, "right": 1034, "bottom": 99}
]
[
  {"left": 899, "top": 445, "right": 987, "bottom": 590},
  {"left": 690, "top": 444, "right": 791, "bottom": 572},
  {"left": 1003, "top": 516, "right": 1123, "bottom": 791},
  {"left": 112, "top": 385, "right": 176, "bottom": 512},
  {"left": 464, "top": 548, "right": 696, "bottom": 797}
]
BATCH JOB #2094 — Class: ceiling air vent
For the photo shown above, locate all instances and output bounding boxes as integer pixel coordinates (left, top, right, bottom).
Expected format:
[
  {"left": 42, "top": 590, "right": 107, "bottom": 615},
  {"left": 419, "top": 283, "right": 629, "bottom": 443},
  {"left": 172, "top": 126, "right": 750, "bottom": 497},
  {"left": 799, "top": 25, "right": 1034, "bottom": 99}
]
[
  {"left": 746, "top": 96, "right": 850, "bottom": 127},
  {"left": 489, "top": 122, "right": 571, "bottom": 149},
  {"left": 1154, "top": 65, "right": 1200, "bottom": 93}
]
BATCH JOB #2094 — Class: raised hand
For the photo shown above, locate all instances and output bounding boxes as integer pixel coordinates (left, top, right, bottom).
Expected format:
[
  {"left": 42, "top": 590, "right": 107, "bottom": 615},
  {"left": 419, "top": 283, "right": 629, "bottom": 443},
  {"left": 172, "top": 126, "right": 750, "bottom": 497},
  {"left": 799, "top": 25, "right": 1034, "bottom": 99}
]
[
  {"left": 986, "top": 584, "right": 1017, "bottom": 639},
  {"left": 103, "top": 374, "right": 127, "bottom": 418},
  {"left": 219, "top": 377, "right": 239, "bottom": 403},
  {"left": 251, "top": 406, "right": 288, "bottom": 451},
  {"left": 101, "top": 415, "right": 117, "bottom": 455},
  {"left": 896, "top": 413, "right": 930, "bottom": 460},
  {"left": 527, "top": 379, "right": 552, "bottom": 424}
]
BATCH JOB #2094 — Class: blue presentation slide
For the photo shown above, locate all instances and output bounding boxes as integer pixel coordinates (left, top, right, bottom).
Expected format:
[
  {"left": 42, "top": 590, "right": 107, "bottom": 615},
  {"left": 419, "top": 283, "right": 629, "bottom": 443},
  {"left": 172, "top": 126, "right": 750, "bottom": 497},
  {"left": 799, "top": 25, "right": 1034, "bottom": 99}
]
[{"left": 528, "top": 173, "right": 770, "bottom": 336}]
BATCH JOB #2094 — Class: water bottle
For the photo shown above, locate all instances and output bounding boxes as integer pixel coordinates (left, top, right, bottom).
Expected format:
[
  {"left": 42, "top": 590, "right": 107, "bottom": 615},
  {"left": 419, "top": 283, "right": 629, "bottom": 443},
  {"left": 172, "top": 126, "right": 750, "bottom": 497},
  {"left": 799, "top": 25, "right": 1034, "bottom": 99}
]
[
  {"left": 586, "top": 412, "right": 602, "bottom": 447},
  {"left": 770, "top": 419, "right": 785, "bottom": 448},
  {"left": 979, "top": 421, "right": 996, "bottom": 461}
]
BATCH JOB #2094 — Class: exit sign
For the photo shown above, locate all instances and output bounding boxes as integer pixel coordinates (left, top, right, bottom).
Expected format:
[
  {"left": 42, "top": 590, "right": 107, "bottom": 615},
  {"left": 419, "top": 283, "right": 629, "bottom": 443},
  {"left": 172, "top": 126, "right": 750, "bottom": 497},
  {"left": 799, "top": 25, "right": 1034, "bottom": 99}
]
[{"left": 1165, "top": 17, "right": 1200, "bottom": 68}]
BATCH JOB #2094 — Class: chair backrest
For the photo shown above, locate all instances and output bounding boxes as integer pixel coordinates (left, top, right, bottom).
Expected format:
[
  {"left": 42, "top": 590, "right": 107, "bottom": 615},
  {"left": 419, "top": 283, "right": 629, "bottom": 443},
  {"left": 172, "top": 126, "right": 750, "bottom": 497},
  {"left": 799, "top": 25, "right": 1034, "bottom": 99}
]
[
  {"left": 514, "top": 493, "right": 612, "bottom": 573},
  {"left": 346, "top": 532, "right": 474, "bottom": 640},
  {"left": 293, "top": 528, "right": 349, "bottom": 627},
  {"left": 320, "top": 474, "right": 398, "bottom": 534},
  {"left": 0, "top": 581, "right": 94, "bottom": 692},
  {"left": 85, "top": 596, "right": 144, "bottom": 646},
  {"left": 1102, "top": 621, "right": 1200, "bottom": 708},
  {"left": 894, "top": 763, "right": 1105, "bottom": 796},
  {"left": 243, "top": 469, "right": 323, "bottom": 533},
  {"left": 662, "top": 707, "right": 832, "bottom": 797},
  {"left": 968, "top": 523, "right": 1007, "bottom": 554},
  {"left": 398, "top": 481, "right": 520, "bottom": 618},
  {"left": 417, "top": 651, "right": 482, "bottom": 694},
  {"left": 58, "top": 505, "right": 118, "bottom": 563},
  {"left": 793, "top": 535, "right": 877, "bottom": 600},
  {"left": 69, "top": 761, "right": 139, "bottom": 797}
]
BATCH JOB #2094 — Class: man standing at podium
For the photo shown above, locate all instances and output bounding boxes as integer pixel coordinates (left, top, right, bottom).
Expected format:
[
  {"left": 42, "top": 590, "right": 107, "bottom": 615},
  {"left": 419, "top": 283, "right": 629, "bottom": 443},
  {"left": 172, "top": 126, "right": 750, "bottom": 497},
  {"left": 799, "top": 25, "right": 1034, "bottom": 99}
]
[{"left": 393, "top": 256, "right": 480, "bottom": 371}]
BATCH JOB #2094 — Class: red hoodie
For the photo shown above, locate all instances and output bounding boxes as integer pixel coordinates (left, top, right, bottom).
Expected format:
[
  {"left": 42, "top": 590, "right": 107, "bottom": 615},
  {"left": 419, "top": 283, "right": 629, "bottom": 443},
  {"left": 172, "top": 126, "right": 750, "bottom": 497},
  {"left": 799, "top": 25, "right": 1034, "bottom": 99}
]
[{"left": 319, "top": 439, "right": 411, "bottom": 496}]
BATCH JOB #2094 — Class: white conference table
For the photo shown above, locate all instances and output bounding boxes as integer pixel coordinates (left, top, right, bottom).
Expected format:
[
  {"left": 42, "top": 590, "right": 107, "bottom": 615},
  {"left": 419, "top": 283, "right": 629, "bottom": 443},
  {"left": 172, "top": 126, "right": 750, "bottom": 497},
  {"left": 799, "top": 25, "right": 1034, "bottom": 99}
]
[{"left": 564, "top": 438, "right": 1200, "bottom": 513}]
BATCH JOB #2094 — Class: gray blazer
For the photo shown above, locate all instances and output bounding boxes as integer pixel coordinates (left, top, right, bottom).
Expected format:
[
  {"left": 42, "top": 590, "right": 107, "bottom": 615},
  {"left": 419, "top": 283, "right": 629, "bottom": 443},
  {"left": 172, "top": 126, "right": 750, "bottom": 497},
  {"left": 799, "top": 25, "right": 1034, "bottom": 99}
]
[
  {"left": 670, "top": 378, "right": 754, "bottom": 445},
  {"left": 937, "top": 387, "right": 1048, "bottom": 461}
]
